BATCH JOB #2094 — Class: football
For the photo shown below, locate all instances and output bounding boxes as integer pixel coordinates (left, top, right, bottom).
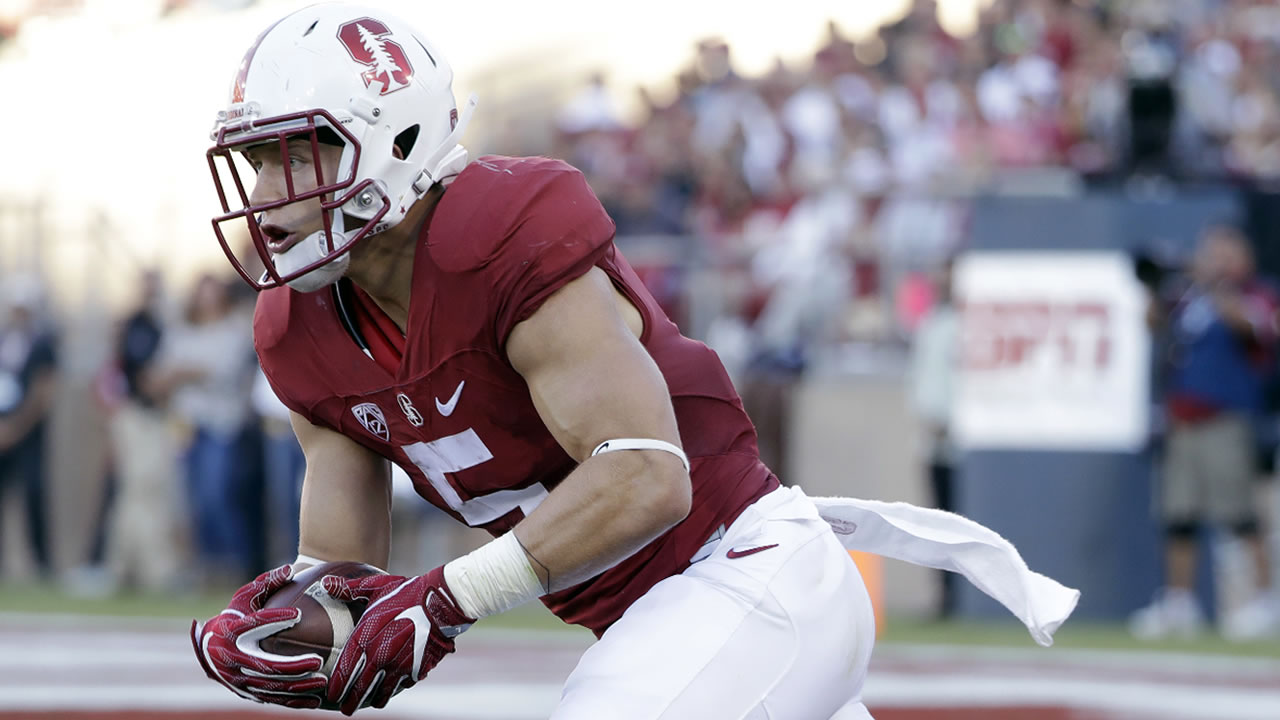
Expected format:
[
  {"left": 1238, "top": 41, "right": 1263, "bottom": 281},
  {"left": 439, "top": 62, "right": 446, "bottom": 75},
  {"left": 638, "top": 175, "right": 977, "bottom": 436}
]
[{"left": 259, "top": 561, "right": 384, "bottom": 677}]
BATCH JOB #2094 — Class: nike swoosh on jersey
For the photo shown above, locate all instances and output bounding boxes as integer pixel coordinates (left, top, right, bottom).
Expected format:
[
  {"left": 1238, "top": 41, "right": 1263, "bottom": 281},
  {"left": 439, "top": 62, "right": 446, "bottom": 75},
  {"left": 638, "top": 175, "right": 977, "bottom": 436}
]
[
  {"left": 725, "top": 544, "right": 779, "bottom": 559},
  {"left": 435, "top": 381, "right": 465, "bottom": 417}
]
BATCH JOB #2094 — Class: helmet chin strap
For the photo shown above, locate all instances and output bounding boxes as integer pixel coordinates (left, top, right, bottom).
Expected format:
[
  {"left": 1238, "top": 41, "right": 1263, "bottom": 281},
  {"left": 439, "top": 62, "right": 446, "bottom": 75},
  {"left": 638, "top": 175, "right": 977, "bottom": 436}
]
[
  {"left": 419, "top": 94, "right": 478, "bottom": 187},
  {"left": 273, "top": 212, "right": 353, "bottom": 293}
]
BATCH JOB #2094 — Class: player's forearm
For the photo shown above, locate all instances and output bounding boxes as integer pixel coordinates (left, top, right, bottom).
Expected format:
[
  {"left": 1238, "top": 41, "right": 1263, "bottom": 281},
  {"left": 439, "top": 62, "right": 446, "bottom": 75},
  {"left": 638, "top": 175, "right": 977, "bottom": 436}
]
[
  {"left": 290, "top": 411, "right": 394, "bottom": 569},
  {"left": 296, "top": 468, "right": 393, "bottom": 569},
  {"left": 512, "top": 448, "right": 690, "bottom": 593}
]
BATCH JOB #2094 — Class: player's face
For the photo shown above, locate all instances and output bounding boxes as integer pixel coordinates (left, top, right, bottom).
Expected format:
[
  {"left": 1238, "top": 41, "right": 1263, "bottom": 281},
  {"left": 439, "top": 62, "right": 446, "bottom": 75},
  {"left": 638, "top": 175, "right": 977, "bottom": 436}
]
[{"left": 244, "top": 139, "right": 344, "bottom": 258}]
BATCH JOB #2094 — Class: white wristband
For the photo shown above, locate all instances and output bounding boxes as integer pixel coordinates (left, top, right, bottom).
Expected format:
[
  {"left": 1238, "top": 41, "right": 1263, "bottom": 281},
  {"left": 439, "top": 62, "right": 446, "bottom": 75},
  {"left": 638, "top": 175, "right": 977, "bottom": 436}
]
[
  {"left": 293, "top": 554, "right": 326, "bottom": 571},
  {"left": 443, "top": 533, "right": 544, "bottom": 620}
]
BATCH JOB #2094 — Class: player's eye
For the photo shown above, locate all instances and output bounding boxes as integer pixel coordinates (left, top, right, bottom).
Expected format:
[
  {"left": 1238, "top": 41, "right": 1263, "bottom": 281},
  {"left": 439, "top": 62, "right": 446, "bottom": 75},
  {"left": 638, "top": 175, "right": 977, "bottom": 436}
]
[{"left": 240, "top": 150, "right": 263, "bottom": 173}]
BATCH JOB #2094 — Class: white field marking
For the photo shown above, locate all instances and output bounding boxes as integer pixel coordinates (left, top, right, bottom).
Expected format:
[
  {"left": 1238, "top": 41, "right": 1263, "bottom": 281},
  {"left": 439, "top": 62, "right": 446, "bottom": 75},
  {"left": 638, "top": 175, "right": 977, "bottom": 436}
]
[
  {"left": 864, "top": 672, "right": 1280, "bottom": 720},
  {"left": 0, "top": 682, "right": 563, "bottom": 719},
  {"left": 877, "top": 642, "right": 1280, "bottom": 677},
  {"left": 4, "top": 615, "right": 1278, "bottom": 719},
  {"left": 0, "top": 645, "right": 195, "bottom": 668},
  {"left": 0, "top": 612, "right": 592, "bottom": 645},
  {"left": 3, "top": 672, "right": 1280, "bottom": 719},
  {"left": 0, "top": 612, "right": 190, "bottom": 632}
]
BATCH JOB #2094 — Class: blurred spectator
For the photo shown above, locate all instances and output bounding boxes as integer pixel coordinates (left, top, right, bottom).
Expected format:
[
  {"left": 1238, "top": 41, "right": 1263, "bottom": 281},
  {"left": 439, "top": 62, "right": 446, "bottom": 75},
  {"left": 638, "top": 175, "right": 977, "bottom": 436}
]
[
  {"left": 1132, "top": 225, "right": 1280, "bottom": 640},
  {"left": 906, "top": 258, "right": 960, "bottom": 618},
  {"left": 162, "top": 273, "right": 257, "bottom": 586},
  {"left": 544, "top": 0, "right": 1280, "bottom": 256},
  {"left": 879, "top": 0, "right": 955, "bottom": 80},
  {"left": 975, "top": 23, "right": 1058, "bottom": 135},
  {"left": 781, "top": 47, "right": 845, "bottom": 186},
  {"left": 877, "top": 36, "right": 961, "bottom": 188},
  {"left": 251, "top": 367, "right": 305, "bottom": 568},
  {"left": 0, "top": 275, "right": 56, "bottom": 579},
  {"left": 102, "top": 270, "right": 188, "bottom": 592},
  {"left": 556, "top": 71, "right": 622, "bottom": 135}
]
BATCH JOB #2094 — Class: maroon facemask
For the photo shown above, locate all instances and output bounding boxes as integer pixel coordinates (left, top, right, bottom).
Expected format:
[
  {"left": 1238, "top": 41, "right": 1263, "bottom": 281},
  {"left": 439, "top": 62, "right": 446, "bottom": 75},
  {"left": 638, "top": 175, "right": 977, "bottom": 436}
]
[{"left": 208, "top": 109, "right": 390, "bottom": 291}]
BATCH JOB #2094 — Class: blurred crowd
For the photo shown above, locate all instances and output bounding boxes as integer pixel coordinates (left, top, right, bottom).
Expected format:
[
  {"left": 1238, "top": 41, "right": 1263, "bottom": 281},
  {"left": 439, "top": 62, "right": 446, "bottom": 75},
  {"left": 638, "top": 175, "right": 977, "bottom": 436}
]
[
  {"left": 0, "top": 270, "right": 302, "bottom": 593},
  {"left": 0, "top": 264, "right": 467, "bottom": 596},
  {"left": 540, "top": 0, "right": 1280, "bottom": 364},
  {"left": 93, "top": 272, "right": 292, "bottom": 591},
  {"left": 555, "top": 0, "right": 1280, "bottom": 240},
  {"left": 91, "top": 273, "right": 297, "bottom": 592}
]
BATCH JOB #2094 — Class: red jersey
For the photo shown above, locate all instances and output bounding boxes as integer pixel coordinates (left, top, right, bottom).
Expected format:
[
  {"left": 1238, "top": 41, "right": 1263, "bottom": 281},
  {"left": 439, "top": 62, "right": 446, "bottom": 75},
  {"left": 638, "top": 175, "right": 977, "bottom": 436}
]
[{"left": 255, "top": 155, "right": 778, "bottom": 634}]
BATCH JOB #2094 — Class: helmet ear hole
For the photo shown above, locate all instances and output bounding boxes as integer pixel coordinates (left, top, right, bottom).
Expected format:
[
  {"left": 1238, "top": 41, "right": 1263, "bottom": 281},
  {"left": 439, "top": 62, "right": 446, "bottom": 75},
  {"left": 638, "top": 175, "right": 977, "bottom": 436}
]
[{"left": 393, "top": 124, "right": 420, "bottom": 160}]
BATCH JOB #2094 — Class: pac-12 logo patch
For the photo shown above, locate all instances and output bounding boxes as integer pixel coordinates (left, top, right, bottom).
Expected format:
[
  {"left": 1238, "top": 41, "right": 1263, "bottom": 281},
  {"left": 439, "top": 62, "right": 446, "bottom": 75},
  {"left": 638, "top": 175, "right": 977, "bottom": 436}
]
[{"left": 352, "top": 402, "right": 390, "bottom": 441}]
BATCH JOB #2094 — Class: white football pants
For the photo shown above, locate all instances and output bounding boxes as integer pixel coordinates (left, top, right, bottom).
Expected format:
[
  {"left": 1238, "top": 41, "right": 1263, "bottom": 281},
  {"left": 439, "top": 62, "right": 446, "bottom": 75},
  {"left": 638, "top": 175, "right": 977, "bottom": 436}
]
[{"left": 552, "top": 486, "right": 877, "bottom": 720}]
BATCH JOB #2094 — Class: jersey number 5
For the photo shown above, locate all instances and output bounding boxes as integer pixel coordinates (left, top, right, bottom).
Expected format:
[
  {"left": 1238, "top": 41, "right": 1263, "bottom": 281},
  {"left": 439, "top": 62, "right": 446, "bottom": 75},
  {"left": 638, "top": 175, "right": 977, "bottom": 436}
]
[{"left": 402, "top": 428, "right": 547, "bottom": 527}]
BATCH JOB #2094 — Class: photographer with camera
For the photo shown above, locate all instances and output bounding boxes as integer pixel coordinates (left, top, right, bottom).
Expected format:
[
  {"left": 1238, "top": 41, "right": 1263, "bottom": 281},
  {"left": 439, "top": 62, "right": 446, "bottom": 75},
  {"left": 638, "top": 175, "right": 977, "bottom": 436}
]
[{"left": 1133, "top": 225, "right": 1280, "bottom": 640}]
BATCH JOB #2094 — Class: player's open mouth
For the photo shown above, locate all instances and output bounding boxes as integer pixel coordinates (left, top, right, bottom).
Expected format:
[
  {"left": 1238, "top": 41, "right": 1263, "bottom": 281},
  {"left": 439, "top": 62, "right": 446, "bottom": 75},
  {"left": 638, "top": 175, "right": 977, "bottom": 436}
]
[{"left": 261, "top": 223, "right": 301, "bottom": 254}]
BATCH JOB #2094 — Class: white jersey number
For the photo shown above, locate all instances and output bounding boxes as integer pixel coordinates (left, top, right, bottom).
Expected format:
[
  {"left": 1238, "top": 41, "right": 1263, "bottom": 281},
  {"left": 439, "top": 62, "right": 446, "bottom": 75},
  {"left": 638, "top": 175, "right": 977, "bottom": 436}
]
[{"left": 402, "top": 428, "right": 548, "bottom": 527}]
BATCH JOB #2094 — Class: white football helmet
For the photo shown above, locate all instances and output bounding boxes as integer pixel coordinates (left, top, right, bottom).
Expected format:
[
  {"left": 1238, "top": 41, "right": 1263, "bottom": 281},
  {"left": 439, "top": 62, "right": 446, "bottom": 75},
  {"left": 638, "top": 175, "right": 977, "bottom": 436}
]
[{"left": 209, "top": 3, "right": 476, "bottom": 292}]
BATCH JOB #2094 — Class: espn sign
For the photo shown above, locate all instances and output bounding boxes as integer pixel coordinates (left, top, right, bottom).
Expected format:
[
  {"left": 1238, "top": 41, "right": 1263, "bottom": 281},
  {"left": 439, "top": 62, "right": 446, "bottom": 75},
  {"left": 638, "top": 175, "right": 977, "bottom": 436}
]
[
  {"left": 964, "top": 301, "right": 1111, "bottom": 373},
  {"left": 953, "top": 252, "right": 1150, "bottom": 451}
]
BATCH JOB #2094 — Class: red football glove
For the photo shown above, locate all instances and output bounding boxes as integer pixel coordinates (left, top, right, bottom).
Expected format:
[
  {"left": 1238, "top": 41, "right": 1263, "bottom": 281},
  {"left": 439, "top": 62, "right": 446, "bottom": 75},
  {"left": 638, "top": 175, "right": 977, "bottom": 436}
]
[
  {"left": 322, "top": 566, "right": 475, "bottom": 715},
  {"left": 190, "top": 565, "right": 327, "bottom": 709}
]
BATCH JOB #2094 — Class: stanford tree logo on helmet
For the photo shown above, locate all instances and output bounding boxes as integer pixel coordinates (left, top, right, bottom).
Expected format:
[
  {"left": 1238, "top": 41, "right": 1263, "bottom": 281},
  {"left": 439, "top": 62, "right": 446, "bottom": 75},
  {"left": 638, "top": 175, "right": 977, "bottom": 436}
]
[
  {"left": 207, "top": 3, "right": 476, "bottom": 294},
  {"left": 337, "top": 17, "right": 415, "bottom": 95}
]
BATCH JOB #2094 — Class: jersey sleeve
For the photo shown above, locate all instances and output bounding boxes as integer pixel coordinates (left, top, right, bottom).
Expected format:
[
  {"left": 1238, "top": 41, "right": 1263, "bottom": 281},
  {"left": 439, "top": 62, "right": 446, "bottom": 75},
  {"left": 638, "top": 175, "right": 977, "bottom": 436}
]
[
  {"left": 252, "top": 289, "right": 316, "bottom": 421},
  {"left": 435, "top": 159, "right": 616, "bottom": 347},
  {"left": 494, "top": 177, "right": 615, "bottom": 343}
]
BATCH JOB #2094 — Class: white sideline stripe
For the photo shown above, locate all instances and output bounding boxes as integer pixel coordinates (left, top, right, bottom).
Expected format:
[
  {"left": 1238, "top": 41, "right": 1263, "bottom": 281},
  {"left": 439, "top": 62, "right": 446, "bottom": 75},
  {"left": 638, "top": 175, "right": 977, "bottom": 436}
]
[
  {"left": 0, "top": 646, "right": 195, "bottom": 667},
  {"left": 0, "top": 622, "right": 590, "bottom": 646},
  {"left": 0, "top": 638, "right": 588, "bottom": 671},
  {"left": 8, "top": 640, "right": 1275, "bottom": 685},
  {"left": 864, "top": 673, "right": 1280, "bottom": 720},
  {"left": 0, "top": 612, "right": 189, "bottom": 631},
  {"left": 3, "top": 673, "right": 1280, "bottom": 718},
  {"left": 0, "top": 682, "right": 563, "bottom": 719},
  {"left": 879, "top": 642, "right": 1280, "bottom": 676}
]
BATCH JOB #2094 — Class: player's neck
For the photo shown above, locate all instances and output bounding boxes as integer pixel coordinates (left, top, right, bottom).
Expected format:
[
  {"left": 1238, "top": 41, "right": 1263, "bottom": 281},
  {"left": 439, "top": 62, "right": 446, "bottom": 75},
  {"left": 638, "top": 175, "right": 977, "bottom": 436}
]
[{"left": 345, "top": 189, "right": 441, "bottom": 334}]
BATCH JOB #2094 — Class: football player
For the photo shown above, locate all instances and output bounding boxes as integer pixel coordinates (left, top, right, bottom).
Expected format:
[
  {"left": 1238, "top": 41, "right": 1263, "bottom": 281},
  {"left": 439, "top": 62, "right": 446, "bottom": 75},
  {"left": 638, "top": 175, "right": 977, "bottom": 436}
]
[{"left": 191, "top": 5, "right": 1075, "bottom": 718}]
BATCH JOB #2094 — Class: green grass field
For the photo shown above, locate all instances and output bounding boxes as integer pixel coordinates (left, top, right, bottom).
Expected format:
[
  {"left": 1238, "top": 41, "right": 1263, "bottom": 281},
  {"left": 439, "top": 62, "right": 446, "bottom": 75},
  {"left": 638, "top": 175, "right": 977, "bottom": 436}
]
[{"left": 3, "top": 580, "right": 1278, "bottom": 658}]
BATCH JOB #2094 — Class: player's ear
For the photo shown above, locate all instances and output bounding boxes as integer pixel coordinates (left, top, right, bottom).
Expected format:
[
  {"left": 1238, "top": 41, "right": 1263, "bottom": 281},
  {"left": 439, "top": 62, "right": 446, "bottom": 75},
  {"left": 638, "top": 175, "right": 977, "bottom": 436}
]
[{"left": 391, "top": 125, "right": 417, "bottom": 161}]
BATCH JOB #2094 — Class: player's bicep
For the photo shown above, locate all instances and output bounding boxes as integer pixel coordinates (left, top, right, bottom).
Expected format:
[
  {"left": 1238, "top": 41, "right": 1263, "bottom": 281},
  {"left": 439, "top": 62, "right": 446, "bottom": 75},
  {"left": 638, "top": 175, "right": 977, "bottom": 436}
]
[
  {"left": 506, "top": 267, "right": 682, "bottom": 465},
  {"left": 290, "top": 410, "right": 392, "bottom": 568}
]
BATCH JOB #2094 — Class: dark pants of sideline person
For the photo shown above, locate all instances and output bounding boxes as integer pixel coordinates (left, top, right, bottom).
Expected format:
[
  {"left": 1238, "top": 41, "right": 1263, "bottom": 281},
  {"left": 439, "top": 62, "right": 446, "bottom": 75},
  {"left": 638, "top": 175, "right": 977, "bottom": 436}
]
[
  {"left": 0, "top": 433, "right": 49, "bottom": 577},
  {"left": 930, "top": 460, "right": 957, "bottom": 618}
]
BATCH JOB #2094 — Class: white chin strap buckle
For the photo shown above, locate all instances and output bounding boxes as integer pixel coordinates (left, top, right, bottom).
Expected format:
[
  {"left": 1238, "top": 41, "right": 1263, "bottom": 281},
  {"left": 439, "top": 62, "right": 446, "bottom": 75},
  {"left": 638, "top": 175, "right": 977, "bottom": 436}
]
[
  {"left": 591, "top": 438, "right": 690, "bottom": 473},
  {"left": 272, "top": 229, "right": 352, "bottom": 293}
]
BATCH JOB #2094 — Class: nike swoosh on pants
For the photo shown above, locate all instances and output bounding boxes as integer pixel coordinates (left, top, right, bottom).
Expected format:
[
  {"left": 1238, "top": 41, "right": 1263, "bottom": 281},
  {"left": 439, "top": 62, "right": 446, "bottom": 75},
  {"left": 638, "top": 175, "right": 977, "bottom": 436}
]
[{"left": 725, "top": 544, "right": 779, "bottom": 559}]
